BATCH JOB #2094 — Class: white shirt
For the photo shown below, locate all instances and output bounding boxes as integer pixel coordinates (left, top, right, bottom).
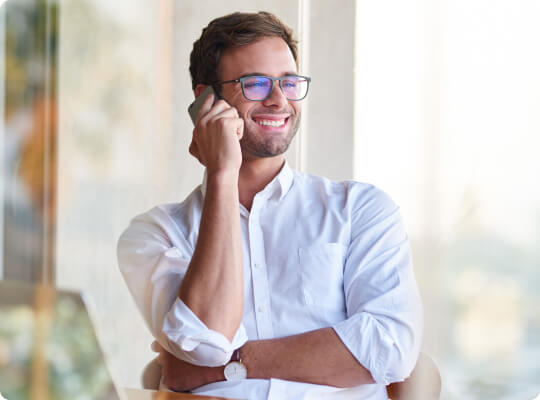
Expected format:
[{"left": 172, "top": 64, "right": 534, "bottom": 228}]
[{"left": 117, "top": 162, "right": 423, "bottom": 400}]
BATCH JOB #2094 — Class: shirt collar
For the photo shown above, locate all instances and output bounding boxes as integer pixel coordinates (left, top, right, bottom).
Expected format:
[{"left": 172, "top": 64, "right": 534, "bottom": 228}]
[
  {"left": 200, "top": 161, "right": 294, "bottom": 203},
  {"left": 271, "top": 160, "right": 294, "bottom": 202}
]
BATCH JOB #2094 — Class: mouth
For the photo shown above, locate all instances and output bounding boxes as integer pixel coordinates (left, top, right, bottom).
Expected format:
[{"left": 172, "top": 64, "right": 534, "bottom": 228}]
[
  {"left": 256, "top": 119, "right": 286, "bottom": 127},
  {"left": 252, "top": 115, "right": 290, "bottom": 130}
]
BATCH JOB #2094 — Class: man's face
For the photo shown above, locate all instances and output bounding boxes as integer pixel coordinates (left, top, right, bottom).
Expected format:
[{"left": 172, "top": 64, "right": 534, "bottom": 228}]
[{"left": 218, "top": 37, "right": 301, "bottom": 160}]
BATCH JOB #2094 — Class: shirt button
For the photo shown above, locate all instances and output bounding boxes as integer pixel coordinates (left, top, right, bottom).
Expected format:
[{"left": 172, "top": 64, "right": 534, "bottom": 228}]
[
  {"left": 257, "top": 306, "right": 264, "bottom": 313},
  {"left": 254, "top": 263, "right": 260, "bottom": 269}
]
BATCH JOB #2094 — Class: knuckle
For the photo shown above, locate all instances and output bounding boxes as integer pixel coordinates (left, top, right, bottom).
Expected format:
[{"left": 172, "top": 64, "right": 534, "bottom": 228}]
[{"left": 217, "top": 118, "right": 228, "bottom": 129}]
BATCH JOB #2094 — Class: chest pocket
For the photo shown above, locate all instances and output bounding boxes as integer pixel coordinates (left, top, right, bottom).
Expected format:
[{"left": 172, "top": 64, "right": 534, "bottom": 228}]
[{"left": 298, "top": 243, "right": 346, "bottom": 310}]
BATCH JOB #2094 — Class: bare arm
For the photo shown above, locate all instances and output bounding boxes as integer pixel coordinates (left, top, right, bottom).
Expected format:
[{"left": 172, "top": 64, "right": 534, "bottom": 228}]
[
  {"left": 178, "top": 93, "right": 244, "bottom": 341},
  {"left": 158, "top": 327, "right": 374, "bottom": 391},
  {"left": 241, "top": 327, "right": 374, "bottom": 387}
]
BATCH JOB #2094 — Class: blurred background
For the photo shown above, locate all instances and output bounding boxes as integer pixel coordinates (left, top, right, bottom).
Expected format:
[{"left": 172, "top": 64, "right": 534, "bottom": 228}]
[{"left": 0, "top": 0, "right": 539, "bottom": 398}]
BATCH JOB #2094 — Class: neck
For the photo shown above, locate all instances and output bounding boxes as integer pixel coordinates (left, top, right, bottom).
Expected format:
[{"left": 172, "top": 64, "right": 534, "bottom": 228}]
[{"left": 238, "top": 156, "right": 285, "bottom": 210}]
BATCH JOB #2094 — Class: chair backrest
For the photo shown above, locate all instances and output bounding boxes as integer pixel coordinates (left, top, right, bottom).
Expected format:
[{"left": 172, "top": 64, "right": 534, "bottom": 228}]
[
  {"left": 386, "top": 352, "right": 441, "bottom": 400},
  {"left": 141, "top": 356, "right": 162, "bottom": 390}
]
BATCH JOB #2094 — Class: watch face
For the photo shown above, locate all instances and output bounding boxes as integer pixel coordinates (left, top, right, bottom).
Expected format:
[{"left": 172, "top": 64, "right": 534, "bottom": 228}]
[{"left": 224, "top": 361, "right": 247, "bottom": 381}]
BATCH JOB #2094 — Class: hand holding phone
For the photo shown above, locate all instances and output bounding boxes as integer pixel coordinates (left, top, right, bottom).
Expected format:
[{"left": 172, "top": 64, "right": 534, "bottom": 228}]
[
  {"left": 188, "top": 86, "right": 218, "bottom": 125},
  {"left": 187, "top": 86, "right": 244, "bottom": 173}
]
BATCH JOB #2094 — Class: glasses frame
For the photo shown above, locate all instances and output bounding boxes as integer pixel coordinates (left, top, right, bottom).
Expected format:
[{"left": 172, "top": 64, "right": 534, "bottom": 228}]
[{"left": 217, "top": 75, "right": 312, "bottom": 101}]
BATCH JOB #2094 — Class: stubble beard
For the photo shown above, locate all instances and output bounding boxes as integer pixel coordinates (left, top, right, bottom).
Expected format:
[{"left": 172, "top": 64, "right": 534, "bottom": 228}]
[{"left": 239, "top": 113, "right": 301, "bottom": 158}]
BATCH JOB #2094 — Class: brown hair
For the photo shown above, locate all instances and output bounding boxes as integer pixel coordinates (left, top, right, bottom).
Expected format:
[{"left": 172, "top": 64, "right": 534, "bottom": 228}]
[{"left": 189, "top": 11, "right": 299, "bottom": 90}]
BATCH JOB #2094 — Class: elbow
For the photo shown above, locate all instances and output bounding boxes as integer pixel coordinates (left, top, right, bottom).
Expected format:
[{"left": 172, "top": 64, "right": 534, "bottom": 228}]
[
  {"left": 164, "top": 336, "right": 232, "bottom": 367},
  {"left": 161, "top": 300, "right": 248, "bottom": 368},
  {"left": 185, "top": 344, "right": 232, "bottom": 367},
  {"left": 335, "top": 365, "right": 377, "bottom": 388},
  {"left": 384, "top": 312, "right": 423, "bottom": 384},
  {"left": 383, "top": 343, "right": 420, "bottom": 384}
]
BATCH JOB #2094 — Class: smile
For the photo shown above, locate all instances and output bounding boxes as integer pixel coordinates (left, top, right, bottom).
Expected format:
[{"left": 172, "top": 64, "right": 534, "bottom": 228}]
[{"left": 255, "top": 119, "right": 286, "bottom": 127}]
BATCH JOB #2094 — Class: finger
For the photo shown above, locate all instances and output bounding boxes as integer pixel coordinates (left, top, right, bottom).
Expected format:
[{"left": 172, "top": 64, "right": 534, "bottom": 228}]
[
  {"left": 197, "top": 96, "right": 233, "bottom": 124},
  {"left": 217, "top": 106, "right": 242, "bottom": 137},
  {"left": 236, "top": 118, "right": 244, "bottom": 139},
  {"left": 198, "top": 100, "right": 236, "bottom": 128},
  {"left": 189, "top": 139, "right": 202, "bottom": 163},
  {"left": 156, "top": 347, "right": 168, "bottom": 365},
  {"left": 151, "top": 340, "right": 162, "bottom": 353},
  {"left": 189, "top": 132, "right": 200, "bottom": 161},
  {"left": 208, "top": 106, "right": 239, "bottom": 123},
  {"left": 195, "top": 92, "right": 216, "bottom": 123},
  {"left": 189, "top": 128, "right": 203, "bottom": 163},
  {"left": 216, "top": 117, "right": 243, "bottom": 139},
  {"left": 211, "top": 116, "right": 245, "bottom": 139}
]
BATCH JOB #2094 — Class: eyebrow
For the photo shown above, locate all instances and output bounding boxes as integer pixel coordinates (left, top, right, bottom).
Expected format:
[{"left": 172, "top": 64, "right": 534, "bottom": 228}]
[{"left": 238, "top": 71, "right": 300, "bottom": 78}]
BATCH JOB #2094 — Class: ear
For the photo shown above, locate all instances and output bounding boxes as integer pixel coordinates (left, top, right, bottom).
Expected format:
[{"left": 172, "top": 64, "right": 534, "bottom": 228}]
[{"left": 194, "top": 84, "right": 208, "bottom": 98}]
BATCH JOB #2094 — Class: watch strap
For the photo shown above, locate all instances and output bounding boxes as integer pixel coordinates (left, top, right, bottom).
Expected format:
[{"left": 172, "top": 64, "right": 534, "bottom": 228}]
[{"left": 231, "top": 348, "right": 242, "bottom": 363}]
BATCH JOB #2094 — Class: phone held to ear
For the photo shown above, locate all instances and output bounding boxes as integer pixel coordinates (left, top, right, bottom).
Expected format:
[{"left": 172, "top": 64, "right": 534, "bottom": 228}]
[{"left": 188, "top": 86, "right": 218, "bottom": 125}]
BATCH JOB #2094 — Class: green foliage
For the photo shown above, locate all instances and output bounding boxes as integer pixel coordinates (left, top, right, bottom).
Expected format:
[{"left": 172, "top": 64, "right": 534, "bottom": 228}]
[
  {"left": 4, "top": 0, "right": 58, "bottom": 113},
  {"left": 0, "top": 296, "right": 116, "bottom": 400}
]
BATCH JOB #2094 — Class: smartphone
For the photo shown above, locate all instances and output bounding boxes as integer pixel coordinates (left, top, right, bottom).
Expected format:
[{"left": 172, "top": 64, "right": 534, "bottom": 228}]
[{"left": 188, "top": 86, "right": 218, "bottom": 125}]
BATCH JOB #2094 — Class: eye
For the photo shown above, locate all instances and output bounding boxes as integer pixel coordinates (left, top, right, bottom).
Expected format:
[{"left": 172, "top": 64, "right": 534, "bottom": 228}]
[
  {"left": 244, "top": 77, "right": 271, "bottom": 89},
  {"left": 244, "top": 81, "right": 262, "bottom": 88},
  {"left": 282, "top": 77, "right": 299, "bottom": 88}
]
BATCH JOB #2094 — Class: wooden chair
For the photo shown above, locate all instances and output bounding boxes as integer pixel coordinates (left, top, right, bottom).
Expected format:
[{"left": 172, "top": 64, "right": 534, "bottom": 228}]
[
  {"left": 142, "top": 356, "right": 162, "bottom": 390},
  {"left": 143, "top": 352, "right": 441, "bottom": 399}
]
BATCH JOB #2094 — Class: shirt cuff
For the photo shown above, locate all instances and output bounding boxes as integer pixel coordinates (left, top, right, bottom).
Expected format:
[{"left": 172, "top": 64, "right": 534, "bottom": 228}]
[
  {"left": 333, "top": 313, "right": 395, "bottom": 385},
  {"left": 162, "top": 297, "right": 248, "bottom": 367}
]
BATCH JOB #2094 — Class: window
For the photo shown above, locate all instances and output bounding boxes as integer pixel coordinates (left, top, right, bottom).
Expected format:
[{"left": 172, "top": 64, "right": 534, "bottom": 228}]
[{"left": 355, "top": 0, "right": 540, "bottom": 397}]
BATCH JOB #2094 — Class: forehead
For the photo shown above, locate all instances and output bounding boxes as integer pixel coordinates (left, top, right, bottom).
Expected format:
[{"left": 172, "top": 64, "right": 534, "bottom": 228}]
[{"left": 219, "top": 36, "right": 298, "bottom": 80}]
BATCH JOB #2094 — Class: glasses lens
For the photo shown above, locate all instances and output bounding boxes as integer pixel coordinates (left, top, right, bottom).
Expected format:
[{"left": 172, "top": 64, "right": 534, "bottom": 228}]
[
  {"left": 242, "top": 76, "right": 272, "bottom": 100},
  {"left": 281, "top": 76, "right": 308, "bottom": 100}
]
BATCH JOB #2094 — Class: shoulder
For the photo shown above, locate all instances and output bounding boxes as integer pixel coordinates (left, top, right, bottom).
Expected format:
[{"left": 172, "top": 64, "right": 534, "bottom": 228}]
[
  {"left": 291, "top": 170, "right": 398, "bottom": 215},
  {"left": 120, "top": 186, "right": 204, "bottom": 242}
]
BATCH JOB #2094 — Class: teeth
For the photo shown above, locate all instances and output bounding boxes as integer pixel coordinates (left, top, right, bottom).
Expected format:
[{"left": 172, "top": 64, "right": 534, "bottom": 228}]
[{"left": 256, "top": 119, "right": 285, "bottom": 127}]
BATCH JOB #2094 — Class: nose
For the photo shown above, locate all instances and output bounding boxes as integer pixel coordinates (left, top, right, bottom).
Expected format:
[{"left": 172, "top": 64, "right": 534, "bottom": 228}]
[{"left": 262, "top": 81, "right": 288, "bottom": 108}]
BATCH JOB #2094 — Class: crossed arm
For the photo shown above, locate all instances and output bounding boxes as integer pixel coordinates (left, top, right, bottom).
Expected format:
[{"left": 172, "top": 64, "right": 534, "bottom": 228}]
[
  {"left": 163, "top": 95, "right": 375, "bottom": 390},
  {"left": 119, "top": 93, "right": 421, "bottom": 392},
  {"left": 157, "top": 327, "right": 374, "bottom": 392}
]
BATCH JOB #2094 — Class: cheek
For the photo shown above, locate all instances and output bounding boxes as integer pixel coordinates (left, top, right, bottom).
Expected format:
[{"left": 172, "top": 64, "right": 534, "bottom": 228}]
[
  {"left": 290, "top": 101, "right": 301, "bottom": 116},
  {"left": 222, "top": 86, "right": 247, "bottom": 109},
  {"left": 236, "top": 103, "right": 256, "bottom": 120}
]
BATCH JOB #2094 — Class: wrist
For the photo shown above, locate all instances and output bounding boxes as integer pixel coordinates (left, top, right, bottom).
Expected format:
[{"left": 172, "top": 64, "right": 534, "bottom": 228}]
[
  {"left": 206, "top": 168, "right": 239, "bottom": 184},
  {"left": 239, "top": 342, "right": 256, "bottom": 379},
  {"left": 205, "top": 169, "right": 239, "bottom": 201},
  {"left": 215, "top": 365, "right": 227, "bottom": 383}
]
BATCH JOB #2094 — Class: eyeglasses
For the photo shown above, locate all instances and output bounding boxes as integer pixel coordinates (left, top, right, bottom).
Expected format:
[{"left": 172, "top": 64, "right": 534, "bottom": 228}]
[{"left": 218, "top": 75, "right": 311, "bottom": 101}]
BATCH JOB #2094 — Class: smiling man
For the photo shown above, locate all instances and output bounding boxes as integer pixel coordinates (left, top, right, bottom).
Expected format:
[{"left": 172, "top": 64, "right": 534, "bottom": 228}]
[{"left": 118, "top": 11, "right": 423, "bottom": 400}]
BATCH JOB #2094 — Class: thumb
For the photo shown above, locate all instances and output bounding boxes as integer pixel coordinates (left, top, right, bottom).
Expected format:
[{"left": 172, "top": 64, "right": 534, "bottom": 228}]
[
  {"left": 151, "top": 340, "right": 162, "bottom": 353},
  {"left": 236, "top": 119, "right": 244, "bottom": 140},
  {"left": 189, "top": 139, "right": 202, "bottom": 163}
]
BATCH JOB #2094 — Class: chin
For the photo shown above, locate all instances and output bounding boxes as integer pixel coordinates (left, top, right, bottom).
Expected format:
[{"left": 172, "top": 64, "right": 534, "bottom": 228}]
[{"left": 242, "top": 137, "right": 293, "bottom": 158}]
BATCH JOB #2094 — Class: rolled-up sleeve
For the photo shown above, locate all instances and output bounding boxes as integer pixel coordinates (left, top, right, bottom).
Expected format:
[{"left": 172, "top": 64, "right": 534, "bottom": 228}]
[
  {"left": 332, "top": 188, "right": 423, "bottom": 385},
  {"left": 117, "top": 206, "right": 248, "bottom": 367}
]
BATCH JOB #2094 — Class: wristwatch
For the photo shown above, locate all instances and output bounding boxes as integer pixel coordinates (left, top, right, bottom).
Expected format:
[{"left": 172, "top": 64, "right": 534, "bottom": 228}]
[{"left": 224, "top": 348, "right": 247, "bottom": 381}]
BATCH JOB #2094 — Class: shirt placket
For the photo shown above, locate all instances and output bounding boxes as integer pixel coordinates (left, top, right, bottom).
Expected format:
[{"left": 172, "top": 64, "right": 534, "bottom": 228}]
[{"left": 248, "top": 197, "right": 274, "bottom": 340}]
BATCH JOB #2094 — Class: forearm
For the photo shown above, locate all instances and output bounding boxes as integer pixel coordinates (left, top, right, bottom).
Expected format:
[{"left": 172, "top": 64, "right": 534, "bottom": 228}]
[
  {"left": 158, "top": 327, "right": 374, "bottom": 392},
  {"left": 241, "top": 327, "right": 374, "bottom": 388},
  {"left": 178, "top": 170, "right": 243, "bottom": 341}
]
